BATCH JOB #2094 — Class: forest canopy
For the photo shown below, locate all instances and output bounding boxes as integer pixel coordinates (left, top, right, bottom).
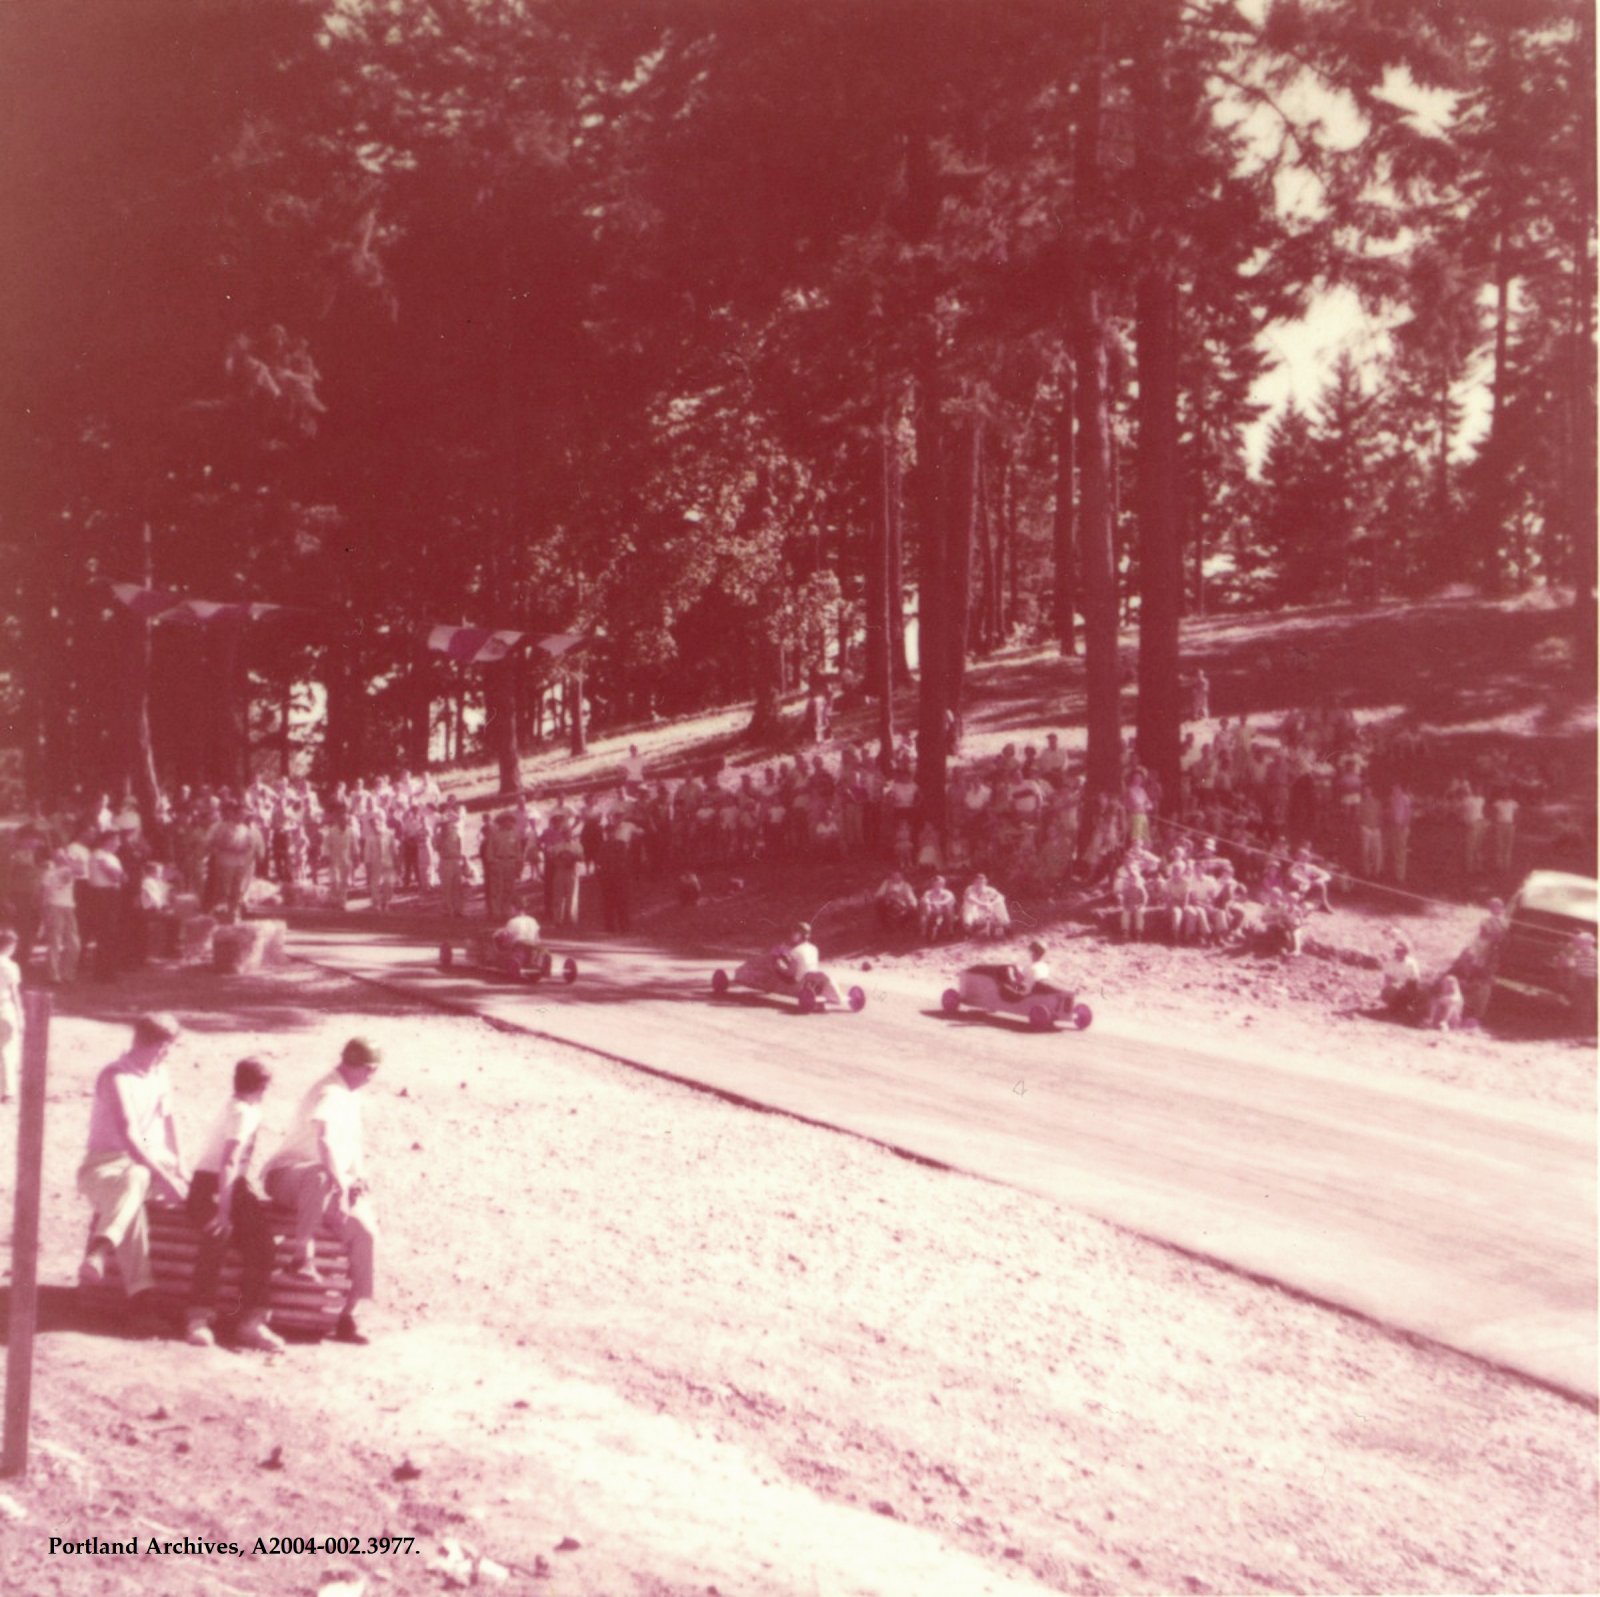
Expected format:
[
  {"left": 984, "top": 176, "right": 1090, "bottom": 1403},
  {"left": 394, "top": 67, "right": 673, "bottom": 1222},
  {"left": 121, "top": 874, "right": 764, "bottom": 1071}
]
[{"left": 1, "top": 0, "right": 1593, "bottom": 813}]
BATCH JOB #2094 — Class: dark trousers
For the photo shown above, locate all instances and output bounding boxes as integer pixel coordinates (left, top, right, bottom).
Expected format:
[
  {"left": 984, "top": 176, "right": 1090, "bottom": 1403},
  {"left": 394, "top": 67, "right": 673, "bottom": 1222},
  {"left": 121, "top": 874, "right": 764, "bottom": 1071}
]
[{"left": 187, "top": 1173, "right": 275, "bottom": 1317}]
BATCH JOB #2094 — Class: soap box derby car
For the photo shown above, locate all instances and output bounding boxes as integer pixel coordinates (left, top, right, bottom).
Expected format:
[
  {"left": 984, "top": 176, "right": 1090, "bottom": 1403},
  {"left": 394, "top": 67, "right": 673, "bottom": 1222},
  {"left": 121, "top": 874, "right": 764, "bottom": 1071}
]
[
  {"left": 711, "top": 951, "right": 866, "bottom": 1014},
  {"left": 439, "top": 928, "right": 578, "bottom": 985},
  {"left": 941, "top": 963, "right": 1093, "bottom": 1032}
]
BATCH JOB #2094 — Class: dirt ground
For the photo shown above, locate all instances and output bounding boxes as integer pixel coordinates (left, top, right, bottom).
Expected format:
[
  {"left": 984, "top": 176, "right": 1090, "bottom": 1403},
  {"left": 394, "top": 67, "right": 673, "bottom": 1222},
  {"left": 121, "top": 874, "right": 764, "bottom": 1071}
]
[
  {"left": 2, "top": 594, "right": 1594, "bottom": 1595},
  {"left": 0, "top": 951, "right": 1595, "bottom": 1597}
]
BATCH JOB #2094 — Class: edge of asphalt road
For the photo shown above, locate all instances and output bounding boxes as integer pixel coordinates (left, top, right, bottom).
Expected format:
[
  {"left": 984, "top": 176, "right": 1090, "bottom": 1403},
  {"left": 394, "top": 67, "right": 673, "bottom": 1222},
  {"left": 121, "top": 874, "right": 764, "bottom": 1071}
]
[{"left": 289, "top": 938, "right": 1599, "bottom": 1411}]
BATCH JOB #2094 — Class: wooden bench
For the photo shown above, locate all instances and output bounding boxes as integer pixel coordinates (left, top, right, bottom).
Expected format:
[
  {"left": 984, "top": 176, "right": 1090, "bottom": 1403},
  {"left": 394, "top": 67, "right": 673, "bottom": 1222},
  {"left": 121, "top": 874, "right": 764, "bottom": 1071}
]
[{"left": 81, "top": 1201, "right": 352, "bottom": 1338}]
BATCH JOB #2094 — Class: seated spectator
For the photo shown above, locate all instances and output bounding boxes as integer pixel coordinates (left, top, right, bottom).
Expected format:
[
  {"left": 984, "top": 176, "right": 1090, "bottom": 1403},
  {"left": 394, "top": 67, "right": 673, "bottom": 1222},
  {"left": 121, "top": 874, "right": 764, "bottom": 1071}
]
[
  {"left": 1379, "top": 939, "right": 1422, "bottom": 1015},
  {"left": 961, "top": 874, "right": 1010, "bottom": 939},
  {"left": 1288, "top": 846, "right": 1333, "bottom": 912},
  {"left": 77, "top": 1012, "right": 188, "bottom": 1327},
  {"left": 919, "top": 875, "right": 958, "bottom": 941},
  {"left": 1421, "top": 973, "right": 1465, "bottom": 1031},
  {"left": 874, "top": 870, "right": 917, "bottom": 931},
  {"left": 1114, "top": 856, "right": 1148, "bottom": 940},
  {"left": 1261, "top": 886, "right": 1306, "bottom": 957},
  {"left": 262, "top": 1037, "right": 380, "bottom": 1346}
]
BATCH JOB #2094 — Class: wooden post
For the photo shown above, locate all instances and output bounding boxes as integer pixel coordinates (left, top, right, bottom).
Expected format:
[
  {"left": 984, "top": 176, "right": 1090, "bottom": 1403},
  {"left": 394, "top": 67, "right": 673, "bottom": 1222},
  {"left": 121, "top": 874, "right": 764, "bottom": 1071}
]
[{"left": 3, "top": 990, "right": 51, "bottom": 1478}]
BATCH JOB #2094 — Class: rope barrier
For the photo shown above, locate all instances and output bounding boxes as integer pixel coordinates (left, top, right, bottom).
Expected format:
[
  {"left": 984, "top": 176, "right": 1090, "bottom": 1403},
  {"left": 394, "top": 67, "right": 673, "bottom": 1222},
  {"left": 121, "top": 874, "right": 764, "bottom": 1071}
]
[{"left": 1153, "top": 815, "right": 1591, "bottom": 948}]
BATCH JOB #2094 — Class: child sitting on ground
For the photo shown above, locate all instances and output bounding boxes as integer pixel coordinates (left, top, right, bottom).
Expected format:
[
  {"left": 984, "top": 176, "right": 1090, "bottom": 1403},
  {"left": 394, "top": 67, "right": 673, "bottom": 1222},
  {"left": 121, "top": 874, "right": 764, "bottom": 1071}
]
[{"left": 1421, "top": 973, "right": 1465, "bottom": 1031}]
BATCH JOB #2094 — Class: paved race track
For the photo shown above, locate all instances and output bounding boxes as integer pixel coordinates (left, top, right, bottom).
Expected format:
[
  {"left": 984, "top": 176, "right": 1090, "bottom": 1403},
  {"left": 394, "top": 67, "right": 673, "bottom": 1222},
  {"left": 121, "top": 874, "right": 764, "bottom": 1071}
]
[{"left": 294, "top": 927, "right": 1598, "bottom": 1401}]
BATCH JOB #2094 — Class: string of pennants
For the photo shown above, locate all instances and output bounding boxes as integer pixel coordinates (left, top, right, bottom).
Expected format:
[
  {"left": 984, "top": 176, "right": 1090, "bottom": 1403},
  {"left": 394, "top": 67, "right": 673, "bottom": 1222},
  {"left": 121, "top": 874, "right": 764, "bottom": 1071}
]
[{"left": 107, "top": 583, "right": 586, "bottom": 666}]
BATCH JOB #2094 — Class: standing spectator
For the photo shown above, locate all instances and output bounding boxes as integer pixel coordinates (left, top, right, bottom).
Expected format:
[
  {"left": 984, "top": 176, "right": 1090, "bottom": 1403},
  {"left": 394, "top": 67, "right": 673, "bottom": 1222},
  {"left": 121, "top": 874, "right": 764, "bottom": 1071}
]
[
  {"left": 365, "top": 817, "right": 397, "bottom": 912},
  {"left": 41, "top": 848, "right": 82, "bottom": 983},
  {"left": 1386, "top": 781, "right": 1413, "bottom": 887},
  {"left": 1458, "top": 781, "right": 1486, "bottom": 877},
  {"left": 324, "top": 809, "right": 357, "bottom": 906},
  {"left": 1357, "top": 784, "right": 1384, "bottom": 880},
  {"left": 597, "top": 815, "right": 637, "bottom": 933},
  {"left": 84, "top": 831, "right": 128, "bottom": 977},
  {"left": 209, "top": 804, "right": 260, "bottom": 923},
  {"left": 483, "top": 812, "right": 521, "bottom": 921},
  {"left": 1490, "top": 788, "right": 1519, "bottom": 873},
  {"left": 0, "top": 929, "right": 21, "bottom": 1102},
  {"left": 1188, "top": 668, "right": 1211, "bottom": 721},
  {"left": 436, "top": 808, "right": 467, "bottom": 917},
  {"left": 546, "top": 816, "right": 584, "bottom": 930},
  {"left": 1124, "top": 770, "right": 1153, "bottom": 847},
  {"left": 3, "top": 837, "right": 44, "bottom": 976}
]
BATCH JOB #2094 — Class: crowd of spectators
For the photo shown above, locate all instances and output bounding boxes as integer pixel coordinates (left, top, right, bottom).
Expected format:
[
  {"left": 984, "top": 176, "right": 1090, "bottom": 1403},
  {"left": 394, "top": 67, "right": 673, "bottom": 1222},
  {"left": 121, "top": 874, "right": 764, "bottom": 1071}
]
[{"left": 0, "top": 689, "right": 1572, "bottom": 1022}]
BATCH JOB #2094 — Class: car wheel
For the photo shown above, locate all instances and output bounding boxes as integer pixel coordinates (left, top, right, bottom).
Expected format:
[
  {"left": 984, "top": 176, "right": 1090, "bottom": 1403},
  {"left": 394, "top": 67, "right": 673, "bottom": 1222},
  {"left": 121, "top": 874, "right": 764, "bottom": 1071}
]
[
  {"left": 1028, "top": 1004, "right": 1053, "bottom": 1032},
  {"left": 712, "top": 968, "right": 729, "bottom": 996},
  {"left": 540, "top": 952, "right": 555, "bottom": 978},
  {"left": 941, "top": 987, "right": 961, "bottom": 1014},
  {"left": 1073, "top": 1001, "right": 1093, "bottom": 1031},
  {"left": 798, "top": 985, "right": 817, "bottom": 1014},
  {"left": 562, "top": 958, "right": 579, "bottom": 984},
  {"left": 848, "top": 985, "right": 866, "bottom": 1012}
]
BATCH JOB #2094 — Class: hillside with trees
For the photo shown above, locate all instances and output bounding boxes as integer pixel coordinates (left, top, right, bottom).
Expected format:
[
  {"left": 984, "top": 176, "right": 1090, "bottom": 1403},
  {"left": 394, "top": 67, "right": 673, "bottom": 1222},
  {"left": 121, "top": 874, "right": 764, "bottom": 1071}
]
[{"left": 2, "top": 0, "right": 1593, "bottom": 811}]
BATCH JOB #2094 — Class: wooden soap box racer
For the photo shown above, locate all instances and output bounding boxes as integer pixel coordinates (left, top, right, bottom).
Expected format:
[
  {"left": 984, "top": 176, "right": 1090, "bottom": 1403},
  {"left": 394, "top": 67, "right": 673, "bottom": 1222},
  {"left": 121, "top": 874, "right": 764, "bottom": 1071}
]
[
  {"left": 439, "top": 927, "right": 578, "bottom": 985},
  {"left": 710, "top": 951, "right": 867, "bottom": 1015},
  {"left": 941, "top": 963, "right": 1093, "bottom": 1032}
]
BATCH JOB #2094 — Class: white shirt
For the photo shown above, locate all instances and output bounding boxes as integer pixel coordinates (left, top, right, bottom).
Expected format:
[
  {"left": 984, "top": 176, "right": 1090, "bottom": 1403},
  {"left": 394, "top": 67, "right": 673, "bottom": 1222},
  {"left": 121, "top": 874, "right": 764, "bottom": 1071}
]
[
  {"left": 504, "top": 913, "right": 542, "bottom": 945},
  {"left": 788, "top": 940, "right": 820, "bottom": 976},
  {"left": 194, "top": 1096, "right": 262, "bottom": 1177},
  {"left": 266, "top": 1070, "right": 364, "bottom": 1189},
  {"left": 44, "top": 864, "right": 78, "bottom": 909},
  {"left": 87, "top": 848, "right": 126, "bottom": 889}
]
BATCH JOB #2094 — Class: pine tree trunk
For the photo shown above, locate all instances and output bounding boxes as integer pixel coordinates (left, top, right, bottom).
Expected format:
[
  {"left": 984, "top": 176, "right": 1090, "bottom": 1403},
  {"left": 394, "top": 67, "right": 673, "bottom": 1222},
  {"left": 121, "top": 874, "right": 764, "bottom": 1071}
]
[
  {"left": 1568, "top": 0, "right": 1597, "bottom": 660},
  {"left": 1133, "top": 3, "right": 1184, "bottom": 814},
  {"left": 866, "top": 412, "right": 890, "bottom": 691},
  {"left": 946, "top": 416, "right": 977, "bottom": 723},
  {"left": 913, "top": 376, "right": 950, "bottom": 831},
  {"left": 123, "top": 523, "right": 162, "bottom": 816},
  {"left": 485, "top": 661, "right": 519, "bottom": 793},
  {"left": 1002, "top": 457, "right": 1019, "bottom": 637},
  {"left": 1053, "top": 366, "right": 1078, "bottom": 655},
  {"left": 1070, "top": 9, "right": 1123, "bottom": 799},
  {"left": 975, "top": 438, "right": 997, "bottom": 655},
  {"left": 868, "top": 404, "right": 896, "bottom": 754},
  {"left": 887, "top": 424, "right": 911, "bottom": 688}
]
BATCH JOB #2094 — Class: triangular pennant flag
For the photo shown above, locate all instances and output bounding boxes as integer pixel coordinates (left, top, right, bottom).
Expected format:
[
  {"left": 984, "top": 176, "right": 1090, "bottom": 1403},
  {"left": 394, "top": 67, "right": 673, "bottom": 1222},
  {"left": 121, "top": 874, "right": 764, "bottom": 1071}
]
[
  {"left": 425, "top": 624, "right": 527, "bottom": 664},
  {"left": 109, "top": 582, "right": 183, "bottom": 620},
  {"left": 536, "top": 632, "right": 585, "bottom": 659}
]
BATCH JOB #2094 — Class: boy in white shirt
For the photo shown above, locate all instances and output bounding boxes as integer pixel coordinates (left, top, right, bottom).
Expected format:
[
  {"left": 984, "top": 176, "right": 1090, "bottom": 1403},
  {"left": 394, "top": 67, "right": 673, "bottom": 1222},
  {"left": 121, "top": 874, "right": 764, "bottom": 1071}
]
[
  {"left": 185, "top": 1058, "right": 282, "bottom": 1351},
  {"left": 263, "top": 1038, "right": 380, "bottom": 1345}
]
